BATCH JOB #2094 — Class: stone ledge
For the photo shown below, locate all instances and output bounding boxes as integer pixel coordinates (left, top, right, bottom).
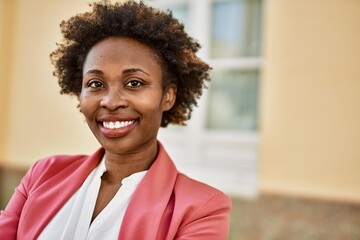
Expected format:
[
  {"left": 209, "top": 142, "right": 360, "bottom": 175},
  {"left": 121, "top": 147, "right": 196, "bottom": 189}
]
[{"left": 229, "top": 193, "right": 360, "bottom": 240}]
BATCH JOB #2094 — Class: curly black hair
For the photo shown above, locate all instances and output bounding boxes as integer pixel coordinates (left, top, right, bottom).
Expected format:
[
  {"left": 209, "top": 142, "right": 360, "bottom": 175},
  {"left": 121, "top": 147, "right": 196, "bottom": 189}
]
[{"left": 50, "top": 0, "right": 210, "bottom": 127}]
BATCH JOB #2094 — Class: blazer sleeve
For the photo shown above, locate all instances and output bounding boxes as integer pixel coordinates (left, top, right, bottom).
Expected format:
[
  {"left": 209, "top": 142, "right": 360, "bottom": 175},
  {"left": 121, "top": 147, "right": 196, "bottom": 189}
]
[
  {"left": 0, "top": 162, "right": 36, "bottom": 240},
  {"left": 174, "top": 193, "right": 232, "bottom": 240}
]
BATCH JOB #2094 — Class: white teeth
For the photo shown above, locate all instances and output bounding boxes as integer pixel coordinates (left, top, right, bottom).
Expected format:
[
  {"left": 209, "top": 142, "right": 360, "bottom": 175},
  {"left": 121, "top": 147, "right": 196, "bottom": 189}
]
[{"left": 103, "top": 120, "right": 135, "bottom": 129}]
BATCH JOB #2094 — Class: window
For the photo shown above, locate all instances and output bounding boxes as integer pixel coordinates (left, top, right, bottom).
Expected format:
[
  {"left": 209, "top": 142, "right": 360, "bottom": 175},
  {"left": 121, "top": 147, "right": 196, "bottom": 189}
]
[
  {"left": 211, "top": 0, "right": 261, "bottom": 57},
  {"left": 148, "top": 0, "right": 263, "bottom": 197},
  {"left": 206, "top": 69, "right": 260, "bottom": 130},
  {"left": 209, "top": 0, "right": 262, "bottom": 131}
]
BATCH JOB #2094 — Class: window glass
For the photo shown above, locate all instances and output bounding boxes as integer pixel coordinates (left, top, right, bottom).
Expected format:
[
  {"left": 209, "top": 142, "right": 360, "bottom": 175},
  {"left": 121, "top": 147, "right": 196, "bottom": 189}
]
[
  {"left": 206, "top": 70, "right": 259, "bottom": 130},
  {"left": 166, "top": 5, "right": 189, "bottom": 131},
  {"left": 211, "top": 0, "right": 262, "bottom": 58},
  {"left": 170, "top": 5, "right": 189, "bottom": 29},
  {"left": 146, "top": 1, "right": 189, "bottom": 28}
]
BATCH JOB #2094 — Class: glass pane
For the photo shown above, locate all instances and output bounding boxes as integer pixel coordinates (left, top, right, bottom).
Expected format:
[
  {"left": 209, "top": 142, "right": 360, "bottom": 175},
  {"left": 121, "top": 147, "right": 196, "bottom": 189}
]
[
  {"left": 211, "top": 0, "right": 262, "bottom": 58},
  {"left": 171, "top": 5, "right": 189, "bottom": 29},
  {"left": 206, "top": 70, "right": 259, "bottom": 130}
]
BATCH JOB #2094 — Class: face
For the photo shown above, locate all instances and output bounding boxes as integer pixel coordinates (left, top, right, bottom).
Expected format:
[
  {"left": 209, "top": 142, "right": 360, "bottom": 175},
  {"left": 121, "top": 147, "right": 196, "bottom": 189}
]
[{"left": 79, "top": 37, "right": 176, "bottom": 156}]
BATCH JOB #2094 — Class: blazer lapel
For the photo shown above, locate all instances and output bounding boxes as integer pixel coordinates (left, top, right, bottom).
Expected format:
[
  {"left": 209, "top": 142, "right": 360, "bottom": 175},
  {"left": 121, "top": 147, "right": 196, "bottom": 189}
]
[
  {"left": 18, "top": 148, "right": 104, "bottom": 239},
  {"left": 119, "top": 142, "right": 178, "bottom": 239}
]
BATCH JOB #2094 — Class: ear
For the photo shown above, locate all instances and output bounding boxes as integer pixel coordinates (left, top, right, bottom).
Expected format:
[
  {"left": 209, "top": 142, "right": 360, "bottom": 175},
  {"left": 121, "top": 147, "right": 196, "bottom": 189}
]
[{"left": 162, "top": 84, "right": 177, "bottom": 111}]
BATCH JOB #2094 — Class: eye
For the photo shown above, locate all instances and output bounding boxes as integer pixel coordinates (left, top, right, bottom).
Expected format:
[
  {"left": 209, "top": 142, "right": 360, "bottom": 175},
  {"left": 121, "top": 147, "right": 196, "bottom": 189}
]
[
  {"left": 126, "top": 80, "right": 142, "bottom": 88},
  {"left": 88, "top": 80, "right": 104, "bottom": 88}
]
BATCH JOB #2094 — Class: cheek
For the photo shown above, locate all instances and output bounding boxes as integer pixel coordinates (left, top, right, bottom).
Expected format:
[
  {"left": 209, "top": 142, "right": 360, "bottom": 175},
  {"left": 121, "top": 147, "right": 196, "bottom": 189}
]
[
  {"left": 79, "top": 95, "right": 97, "bottom": 117},
  {"left": 135, "top": 95, "right": 164, "bottom": 118},
  {"left": 78, "top": 95, "right": 86, "bottom": 112},
  {"left": 139, "top": 100, "right": 162, "bottom": 114}
]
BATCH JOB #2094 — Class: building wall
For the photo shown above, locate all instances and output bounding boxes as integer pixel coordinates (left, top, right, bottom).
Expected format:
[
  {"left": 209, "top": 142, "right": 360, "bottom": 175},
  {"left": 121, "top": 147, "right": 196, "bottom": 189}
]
[
  {"left": 1, "top": 0, "right": 99, "bottom": 168},
  {"left": 0, "top": 0, "right": 17, "bottom": 164},
  {"left": 260, "top": 0, "right": 360, "bottom": 201},
  {"left": 1, "top": 0, "right": 360, "bottom": 202}
]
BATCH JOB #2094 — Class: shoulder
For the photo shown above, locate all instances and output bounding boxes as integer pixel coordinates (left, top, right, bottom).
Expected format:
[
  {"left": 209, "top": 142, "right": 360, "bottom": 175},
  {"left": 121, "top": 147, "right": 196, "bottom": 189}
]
[
  {"left": 33, "top": 153, "right": 89, "bottom": 169},
  {"left": 29, "top": 154, "right": 89, "bottom": 176},
  {"left": 23, "top": 149, "right": 104, "bottom": 190},
  {"left": 170, "top": 173, "right": 232, "bottom": 239},
  {"left": 175, "top": 173, "right": 229, "bottom": 199},
  {"left": 30, "top": 147, "right": 104, "bottom": 173},
  {"left": 174, "top": 172, "right": 232, "bottom": 214}
]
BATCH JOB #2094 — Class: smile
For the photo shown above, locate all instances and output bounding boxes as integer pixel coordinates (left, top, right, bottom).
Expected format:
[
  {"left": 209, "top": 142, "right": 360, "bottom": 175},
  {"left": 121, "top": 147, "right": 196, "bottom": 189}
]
[{"left": 102, "top": 120, "right": 136, "bottom": 129}]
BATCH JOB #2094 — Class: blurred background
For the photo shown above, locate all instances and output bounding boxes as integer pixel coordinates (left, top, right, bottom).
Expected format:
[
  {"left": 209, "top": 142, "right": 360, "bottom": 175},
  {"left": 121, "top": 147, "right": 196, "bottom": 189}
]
[{"left": 1, "top": 0, "right": 360, "bottom": 239}]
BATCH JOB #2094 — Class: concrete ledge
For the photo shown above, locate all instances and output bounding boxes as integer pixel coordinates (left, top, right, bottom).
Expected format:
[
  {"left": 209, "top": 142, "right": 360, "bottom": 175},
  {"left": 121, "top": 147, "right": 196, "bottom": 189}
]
[
  {"left": 0, "top": 165, "right": 27, "bottom": 209},
  {"left": 229, "top": 193, "right": 360, "bottom": 239}
]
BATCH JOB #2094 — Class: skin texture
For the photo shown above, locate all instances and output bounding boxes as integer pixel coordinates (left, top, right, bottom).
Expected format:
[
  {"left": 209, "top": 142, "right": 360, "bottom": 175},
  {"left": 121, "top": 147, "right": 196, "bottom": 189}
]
[{"left": 79, "top": 37, "right": 176, "bottom": 219}]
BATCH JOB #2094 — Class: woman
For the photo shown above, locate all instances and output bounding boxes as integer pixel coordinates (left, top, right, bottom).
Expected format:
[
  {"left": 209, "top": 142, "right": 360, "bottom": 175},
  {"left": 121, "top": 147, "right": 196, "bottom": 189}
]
[{"left": 0, "top": 1, "right": 231, "bottom": 239}]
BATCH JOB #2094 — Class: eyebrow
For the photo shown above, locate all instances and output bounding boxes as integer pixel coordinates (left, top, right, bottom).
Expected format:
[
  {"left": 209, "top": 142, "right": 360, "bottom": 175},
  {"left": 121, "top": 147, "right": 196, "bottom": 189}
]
[
  {"left": 83, "top": 68, "right": 150, "bottom": 77},
  {"left": 83, "top": 69, "right": 104, "bottom": 77},
  {"left": 123, "top": 68, "right": 150, "bottom": 76}
]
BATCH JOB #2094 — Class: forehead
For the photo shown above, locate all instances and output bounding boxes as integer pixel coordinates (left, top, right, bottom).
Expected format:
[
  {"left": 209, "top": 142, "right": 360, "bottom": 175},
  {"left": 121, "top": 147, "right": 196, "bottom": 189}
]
[{"left": 83, "top": 37, "right": 163, "bottom": 73}]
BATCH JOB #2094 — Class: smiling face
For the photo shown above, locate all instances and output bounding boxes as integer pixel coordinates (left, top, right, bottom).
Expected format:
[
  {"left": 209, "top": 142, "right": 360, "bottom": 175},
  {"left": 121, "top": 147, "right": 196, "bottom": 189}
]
[{"left": 80, "top": 37, "right": 176, "bottom": 157}]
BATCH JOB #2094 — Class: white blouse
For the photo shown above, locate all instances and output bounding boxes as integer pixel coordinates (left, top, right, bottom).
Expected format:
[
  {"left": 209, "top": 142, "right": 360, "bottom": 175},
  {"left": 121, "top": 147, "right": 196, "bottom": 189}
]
[{"left": 38, "top": 157, "right": 147, "bottom": 240}]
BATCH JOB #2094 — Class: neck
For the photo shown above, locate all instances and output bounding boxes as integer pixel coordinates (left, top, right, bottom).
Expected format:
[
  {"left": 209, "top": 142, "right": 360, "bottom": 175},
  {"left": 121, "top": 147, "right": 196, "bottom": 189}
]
[{"left": 103, "top": 141, "right": 158, "bottom": 182}]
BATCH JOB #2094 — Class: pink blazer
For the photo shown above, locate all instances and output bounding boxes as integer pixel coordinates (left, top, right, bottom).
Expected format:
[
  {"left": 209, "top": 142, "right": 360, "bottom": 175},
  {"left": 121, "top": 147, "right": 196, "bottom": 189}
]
[{"left": 0, "top": 143, "right": 231, "bottom": 239}]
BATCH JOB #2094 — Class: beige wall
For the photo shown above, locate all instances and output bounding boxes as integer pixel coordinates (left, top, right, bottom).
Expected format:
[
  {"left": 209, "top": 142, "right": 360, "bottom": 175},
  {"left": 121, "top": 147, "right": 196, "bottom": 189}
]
[
  {"left": 1, "top": 0, "right": 99, "bottom": 168},
  {"left": 0, "top": 0, "right": 6, "bottom": 163},
  {"left": 0, "top": 0, "right": 17, "bottom": 163},
  {"left": 260, "top": 0, "right": 360, "bottom": 201}
]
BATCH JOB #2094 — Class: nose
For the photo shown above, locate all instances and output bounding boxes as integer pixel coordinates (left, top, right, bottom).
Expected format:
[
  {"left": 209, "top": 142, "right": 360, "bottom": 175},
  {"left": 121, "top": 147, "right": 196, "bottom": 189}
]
[{"left": 100, "top": 89, "right": 128, "bottom": 111}]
